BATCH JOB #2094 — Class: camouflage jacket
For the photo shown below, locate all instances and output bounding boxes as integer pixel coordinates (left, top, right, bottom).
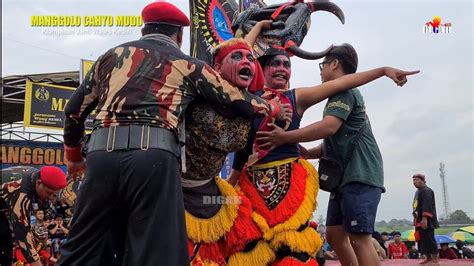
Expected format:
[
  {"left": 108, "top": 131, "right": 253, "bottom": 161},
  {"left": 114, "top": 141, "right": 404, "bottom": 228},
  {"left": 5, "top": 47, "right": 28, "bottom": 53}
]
[
  {"left": 64, "top": 34, "right": 270, "bottom": 147},
  {"left": 1, "top": 167, "right": 45, "bottom": 263},
  {"left": 32, "top": 221, "right": 50, "bottom": 246}
]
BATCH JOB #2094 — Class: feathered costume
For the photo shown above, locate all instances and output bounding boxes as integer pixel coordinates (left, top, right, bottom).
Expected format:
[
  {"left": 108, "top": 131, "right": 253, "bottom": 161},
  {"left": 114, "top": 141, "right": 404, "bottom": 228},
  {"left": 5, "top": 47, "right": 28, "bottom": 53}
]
[{"left": 187, "top": 0, "right": 346, "bottom": 264}]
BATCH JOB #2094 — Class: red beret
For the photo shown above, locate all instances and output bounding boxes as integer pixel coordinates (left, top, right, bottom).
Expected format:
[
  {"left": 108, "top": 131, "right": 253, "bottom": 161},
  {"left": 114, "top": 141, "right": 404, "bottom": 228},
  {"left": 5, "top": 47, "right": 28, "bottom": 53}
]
[
  {"left": 412, "top": 174, "right": 426, "bottom": 182},
  {"left": 142, "top": 2, "right": 190, "bottom": 27},
  {"left": 39, "top": 166, "right": 67, "bottom": 190},
  {"left": 309, "top": 221, "right": 318, "bottom": 229}
]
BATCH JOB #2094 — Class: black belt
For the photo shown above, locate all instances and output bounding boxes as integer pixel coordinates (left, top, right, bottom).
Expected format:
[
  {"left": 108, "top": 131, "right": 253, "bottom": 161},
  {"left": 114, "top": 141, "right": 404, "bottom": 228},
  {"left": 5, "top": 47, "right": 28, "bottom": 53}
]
[{"left": 86, "top": 125, "right": 180, "bottom": 157}]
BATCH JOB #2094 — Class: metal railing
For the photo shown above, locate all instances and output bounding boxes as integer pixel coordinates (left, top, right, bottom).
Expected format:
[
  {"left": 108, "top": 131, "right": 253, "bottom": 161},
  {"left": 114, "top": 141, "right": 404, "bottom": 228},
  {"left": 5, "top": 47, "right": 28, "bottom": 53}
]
[{"left": 1, "top": 122, "right": 63, "bottom": 143}]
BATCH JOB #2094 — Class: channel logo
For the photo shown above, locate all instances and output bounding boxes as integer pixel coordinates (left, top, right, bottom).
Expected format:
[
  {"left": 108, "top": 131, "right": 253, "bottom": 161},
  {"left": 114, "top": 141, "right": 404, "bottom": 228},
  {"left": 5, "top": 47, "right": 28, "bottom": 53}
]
[{"left": 423, "top": 16, "right": 452, "bottom": 34}]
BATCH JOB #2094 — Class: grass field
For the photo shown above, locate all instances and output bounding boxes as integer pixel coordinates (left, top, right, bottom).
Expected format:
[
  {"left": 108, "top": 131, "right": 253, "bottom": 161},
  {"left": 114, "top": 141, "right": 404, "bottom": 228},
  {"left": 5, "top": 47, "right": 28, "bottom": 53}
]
[{"left": 436, "top": 226, "right": 461, "bottom": 235}]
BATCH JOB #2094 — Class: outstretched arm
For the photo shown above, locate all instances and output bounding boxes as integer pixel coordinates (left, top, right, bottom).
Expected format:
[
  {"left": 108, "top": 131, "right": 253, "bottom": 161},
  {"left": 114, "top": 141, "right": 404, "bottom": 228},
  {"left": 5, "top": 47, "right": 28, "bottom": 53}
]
[
  {"left": 256, "top": 115, "right": 342, "bottom": 150},
  {"left": 244, "top": 20, "right": 273, "bottom": 47},
  {"left": 296, "top": 67, "right": 420, "bottom": 114}
]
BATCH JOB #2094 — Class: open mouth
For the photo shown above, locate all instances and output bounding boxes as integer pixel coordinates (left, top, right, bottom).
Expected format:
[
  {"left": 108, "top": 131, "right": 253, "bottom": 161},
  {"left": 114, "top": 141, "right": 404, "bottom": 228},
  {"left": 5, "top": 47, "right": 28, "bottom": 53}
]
[
  {"left": 272, "top": 73, "right": 288, "bottom": 81},
  {"left": 239, "top": 67, "right": 252, "bottom": 81}
]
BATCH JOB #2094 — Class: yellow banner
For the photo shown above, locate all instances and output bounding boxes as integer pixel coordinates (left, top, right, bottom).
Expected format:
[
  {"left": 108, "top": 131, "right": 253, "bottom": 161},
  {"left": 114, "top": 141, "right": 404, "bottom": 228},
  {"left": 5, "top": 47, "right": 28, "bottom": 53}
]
[
  {"left": 23, "top": 80, "right": 94, "bottom": 130},
  {"left": 80, "top": 59, "right": 95, "bottom": 82}
]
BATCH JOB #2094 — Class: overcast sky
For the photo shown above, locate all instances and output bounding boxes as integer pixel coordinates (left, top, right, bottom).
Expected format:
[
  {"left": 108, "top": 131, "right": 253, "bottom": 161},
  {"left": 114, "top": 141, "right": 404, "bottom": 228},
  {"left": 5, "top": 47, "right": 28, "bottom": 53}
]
[{"left": 2, "top": 0, "right": 473, "bottom": 222}]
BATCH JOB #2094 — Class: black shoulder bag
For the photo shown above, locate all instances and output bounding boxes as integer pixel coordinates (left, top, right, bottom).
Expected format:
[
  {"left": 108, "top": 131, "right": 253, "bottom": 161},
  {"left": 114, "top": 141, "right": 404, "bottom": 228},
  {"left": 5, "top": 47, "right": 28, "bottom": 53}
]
[{"left": 318, "top": 121, "right": 368, "bottom": 193}]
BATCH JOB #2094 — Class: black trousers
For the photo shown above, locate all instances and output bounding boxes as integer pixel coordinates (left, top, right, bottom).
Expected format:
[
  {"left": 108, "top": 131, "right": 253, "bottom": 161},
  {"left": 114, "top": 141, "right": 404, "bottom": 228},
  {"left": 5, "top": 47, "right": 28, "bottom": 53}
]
[
  {"left": 418, "top": 228, "right": 438, "bottom": 256},
  {"left": 58, "top": 149, "right": 189, "bottom": 266}
]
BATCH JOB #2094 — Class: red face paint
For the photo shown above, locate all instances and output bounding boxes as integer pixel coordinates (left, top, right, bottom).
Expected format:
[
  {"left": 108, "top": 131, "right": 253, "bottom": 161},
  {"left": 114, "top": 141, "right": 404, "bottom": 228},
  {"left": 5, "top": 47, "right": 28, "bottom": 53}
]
[
  {"left": 219, "top": 49, "right": 256, "bottom": 89},
  {"left": 263, "top": 55, "right": 291, "bottom": 90}
]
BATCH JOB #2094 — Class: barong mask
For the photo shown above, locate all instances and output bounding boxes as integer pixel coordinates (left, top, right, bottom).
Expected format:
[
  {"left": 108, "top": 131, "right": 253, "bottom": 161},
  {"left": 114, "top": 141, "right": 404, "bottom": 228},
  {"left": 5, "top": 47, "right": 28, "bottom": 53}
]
[{"left": 232, "top": 0, "right": 345, "bottom": 59}]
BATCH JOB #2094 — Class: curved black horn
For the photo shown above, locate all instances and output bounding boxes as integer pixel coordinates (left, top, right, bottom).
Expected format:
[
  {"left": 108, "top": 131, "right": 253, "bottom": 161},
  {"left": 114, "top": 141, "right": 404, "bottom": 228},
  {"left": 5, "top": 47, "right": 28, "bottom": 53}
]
[
  {"left": 287, "top": 44, "right": 333, "bottom": 60},
  {"left": 307, "top": 0, "right": 345, "bottom": 24}
]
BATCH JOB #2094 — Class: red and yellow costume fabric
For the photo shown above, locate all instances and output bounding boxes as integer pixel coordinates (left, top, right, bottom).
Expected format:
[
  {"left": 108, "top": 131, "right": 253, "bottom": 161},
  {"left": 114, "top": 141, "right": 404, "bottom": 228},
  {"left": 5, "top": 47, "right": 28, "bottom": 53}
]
[
  {"left": 183, "top": 38, "right": 274, "bottom": 265},
  {"left": 186, "top": 178, "right": 275, "bottom": 265},
  {"left": 238, "top": 158, "right": 323, "bottom": 265}
]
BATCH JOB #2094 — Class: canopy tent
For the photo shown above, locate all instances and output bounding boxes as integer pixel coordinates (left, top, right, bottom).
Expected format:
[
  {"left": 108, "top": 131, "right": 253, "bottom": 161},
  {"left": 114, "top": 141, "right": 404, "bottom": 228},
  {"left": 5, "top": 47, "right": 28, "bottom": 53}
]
[{"left": 1, "top": 71, "right": 79, "bottom": 124}]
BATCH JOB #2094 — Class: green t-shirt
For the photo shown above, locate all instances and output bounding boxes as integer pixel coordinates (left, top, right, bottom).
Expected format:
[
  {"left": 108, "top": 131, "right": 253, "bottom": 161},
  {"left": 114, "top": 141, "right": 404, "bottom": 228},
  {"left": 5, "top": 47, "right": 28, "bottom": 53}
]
[{"left": 322, "top": 88, "right": 385, "bottom": 191}]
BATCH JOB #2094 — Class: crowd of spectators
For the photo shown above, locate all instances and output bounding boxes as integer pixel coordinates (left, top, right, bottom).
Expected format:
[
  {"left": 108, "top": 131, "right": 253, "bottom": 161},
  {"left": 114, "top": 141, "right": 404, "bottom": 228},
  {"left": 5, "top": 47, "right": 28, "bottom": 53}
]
[
  {"left": 315, "top": 228, "right": 473, "bottom": 265},
  {"left": 12, "top": 206, "right": 71, "bottom": 265}
]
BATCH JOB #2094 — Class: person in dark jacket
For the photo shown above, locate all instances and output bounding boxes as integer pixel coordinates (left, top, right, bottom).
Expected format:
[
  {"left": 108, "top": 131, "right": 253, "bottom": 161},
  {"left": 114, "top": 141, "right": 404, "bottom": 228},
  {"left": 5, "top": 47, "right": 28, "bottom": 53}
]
[
  {"left": 454, "top": 240, "right": 474, "bottom": 259},
  {"left": 412, "top": 174, "right": 439, "bottom": 264}
]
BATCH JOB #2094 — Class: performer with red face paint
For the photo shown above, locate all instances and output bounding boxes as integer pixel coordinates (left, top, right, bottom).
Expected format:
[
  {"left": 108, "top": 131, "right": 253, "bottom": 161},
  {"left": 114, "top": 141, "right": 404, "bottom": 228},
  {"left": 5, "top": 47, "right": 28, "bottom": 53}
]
[
  {"left": 229, "top": 44, "right": 419, "bottom": 265},
  {"left": 182, "top": 21, "right": 283, "bottom": 265}
]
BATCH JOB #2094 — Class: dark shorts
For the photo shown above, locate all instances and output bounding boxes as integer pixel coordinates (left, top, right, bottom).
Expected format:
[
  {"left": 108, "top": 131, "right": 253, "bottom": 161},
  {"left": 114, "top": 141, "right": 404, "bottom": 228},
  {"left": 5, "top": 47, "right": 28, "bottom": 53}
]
[{"left": 326, "top": 182, "right": 382, "bottom": 234}]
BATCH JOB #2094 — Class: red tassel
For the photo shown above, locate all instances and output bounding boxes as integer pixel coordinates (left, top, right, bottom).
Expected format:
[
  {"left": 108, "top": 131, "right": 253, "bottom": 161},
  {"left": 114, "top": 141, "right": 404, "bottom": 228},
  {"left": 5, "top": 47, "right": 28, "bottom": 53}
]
[
  {"left": 224, "top": 193, "right": 262, "bottom": 255},
  {"left": 271, "top": 256, "right": 318, "bottom": 266},
  {"left": 194, "top": 242, "right": 226, "bottom": 266},
  {"left": 188, "top": 239, "right": 197, "bottom": 260}
]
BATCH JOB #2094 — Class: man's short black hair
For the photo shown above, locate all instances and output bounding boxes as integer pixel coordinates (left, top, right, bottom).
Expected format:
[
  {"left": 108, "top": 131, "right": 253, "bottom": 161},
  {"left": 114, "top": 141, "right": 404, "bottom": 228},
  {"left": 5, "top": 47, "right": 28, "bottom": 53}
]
[
  {"left": 381, "top": 231, "right": 389, "bottom": 236},
  {"left": 142, "top": 23, "right": 180, "bottom": 37},
  {"left": 257, "top": 47, "right": 290, "bottom": 68},
  {"left": 325, "top": 43, "right": 358, "bottom": 74}
]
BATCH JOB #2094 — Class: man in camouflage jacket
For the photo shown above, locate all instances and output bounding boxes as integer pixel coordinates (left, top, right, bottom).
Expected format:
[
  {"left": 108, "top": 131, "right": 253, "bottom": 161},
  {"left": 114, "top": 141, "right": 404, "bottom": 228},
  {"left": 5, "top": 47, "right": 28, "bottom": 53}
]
[
  {"left": 1, "top": 166, "right": 66, "bottom": 266},
  {"left": 59, "top": 2, "right": 286, "bottom": 266}
]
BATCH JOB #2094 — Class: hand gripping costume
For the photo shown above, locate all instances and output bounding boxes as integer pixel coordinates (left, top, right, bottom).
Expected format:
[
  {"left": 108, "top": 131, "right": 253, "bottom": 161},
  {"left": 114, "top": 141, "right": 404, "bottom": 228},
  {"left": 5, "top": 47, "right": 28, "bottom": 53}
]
[
  {"left": 182, "top": 39, "right": 275, "bottom": 265},
  {"left": 234, "top": 88, "right": 322, "bottom": 265},
  {"left": 186, "top": 1, "right": 347, "bottom": 264}
]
